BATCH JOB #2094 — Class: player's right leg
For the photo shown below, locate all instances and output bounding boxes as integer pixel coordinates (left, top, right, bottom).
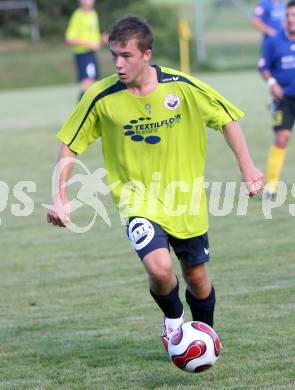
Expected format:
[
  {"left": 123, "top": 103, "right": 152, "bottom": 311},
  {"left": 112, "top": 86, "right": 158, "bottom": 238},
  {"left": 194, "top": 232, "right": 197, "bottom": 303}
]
[
  {"left": 266, "top": 98, "right": 293, "bottom": 198},
  {"left": 266, "top": 130, "right": 291, "bottom": 199},
  {"left": 127, "top": 217, "right": 184, "bottom": 349},
  {"left": 74, "top": 51, "right": 99, "bottom": 100},
  {"left": 81, "top": 78, "right": 96, "bottom": 93},
  {"left": 143, "top": 248, "right": 184, "bottom": 349}
]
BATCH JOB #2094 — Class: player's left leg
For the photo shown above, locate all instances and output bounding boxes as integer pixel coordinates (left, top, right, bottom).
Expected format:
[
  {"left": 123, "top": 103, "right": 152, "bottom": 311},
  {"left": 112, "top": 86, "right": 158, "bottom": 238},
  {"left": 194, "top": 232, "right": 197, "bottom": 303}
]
[
  {"left": 75, "top": 51, "right": 99, "bottom": 100},
  {"left": 170, "top": 232, "right": 215, "bottom": 327},
  {"left": 266, "top": 130, "right": 291, "bottom": 198},
  {"left": 80, "top": 58, "right": 98, "bottom": 96},
  {"left": 266, "top": 97, "right": 293, "bottom": 197},
  {"left": 181, "top": 262, "right": 215, "bottom": 327}
]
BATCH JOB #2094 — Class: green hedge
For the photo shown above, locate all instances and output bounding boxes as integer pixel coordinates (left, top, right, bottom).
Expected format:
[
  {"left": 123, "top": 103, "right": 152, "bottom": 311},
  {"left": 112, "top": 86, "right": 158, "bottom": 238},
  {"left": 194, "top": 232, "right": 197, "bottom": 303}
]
[{"left": 0, "top": 0, "right": 179, "bottom": 61}]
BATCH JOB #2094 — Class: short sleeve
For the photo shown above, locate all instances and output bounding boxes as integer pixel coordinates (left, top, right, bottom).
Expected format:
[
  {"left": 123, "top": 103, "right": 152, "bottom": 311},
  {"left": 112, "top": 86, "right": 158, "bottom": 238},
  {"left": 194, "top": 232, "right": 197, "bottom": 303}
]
[
  {"left": 65, "top": 11, "right": 80, "bottom": 40},
  {"left": 253, "top": 1, "right": 267, "bottom": 18},
  {"left": 258, "top": 38, "right": 273, "bottom": 73},
  {"left": 192, "top": 86, "right": 244, "bottom": 133},
  {"left": 57, "top": 88, "right": 101, "bottom": 154},
  {"left": 253, "top": 0, "right": 270, "bottom": 19}
]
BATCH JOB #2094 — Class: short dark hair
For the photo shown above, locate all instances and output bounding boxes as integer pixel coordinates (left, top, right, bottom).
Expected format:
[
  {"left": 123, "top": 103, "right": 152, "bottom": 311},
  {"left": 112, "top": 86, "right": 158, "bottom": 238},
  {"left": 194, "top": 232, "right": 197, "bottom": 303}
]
[
  {"left": 287, "top": 0, "right": 295, "bottom": 8},
  {"left": 109, "top": 16, "right": 153, "bottom": 53}
]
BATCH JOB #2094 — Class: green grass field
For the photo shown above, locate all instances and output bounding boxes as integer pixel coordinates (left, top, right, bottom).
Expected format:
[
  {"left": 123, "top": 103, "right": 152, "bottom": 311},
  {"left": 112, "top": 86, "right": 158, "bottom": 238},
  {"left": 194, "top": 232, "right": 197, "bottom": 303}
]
[
  {"left": 0, "top": 42, "right": 115, "bottom": 90},
  {"left": 0, "top": 70, "right": 295, "bottom": 389}
]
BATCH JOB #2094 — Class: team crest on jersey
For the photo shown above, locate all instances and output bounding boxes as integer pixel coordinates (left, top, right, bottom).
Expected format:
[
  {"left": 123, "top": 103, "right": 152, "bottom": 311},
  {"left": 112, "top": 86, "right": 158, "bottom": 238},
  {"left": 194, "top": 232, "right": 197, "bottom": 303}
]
[
  {"left": 291, "top": 44, "right": 295, "bottom": 51},
  {"left": 164, "top": 94, "right": 180, "bottom": 110}
]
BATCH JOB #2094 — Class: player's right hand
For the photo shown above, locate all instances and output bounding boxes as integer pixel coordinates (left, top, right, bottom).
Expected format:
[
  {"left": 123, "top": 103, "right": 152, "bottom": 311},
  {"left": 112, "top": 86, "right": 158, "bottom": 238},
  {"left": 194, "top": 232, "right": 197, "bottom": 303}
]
[
  {"left": 271, "top": 83, "right": 283, "bottom": 99},
  {"left": 241, "top": 166, "right": 264, "bottom": 197},
  {"left": 101, "top": 32, "right": 109, "bottom": 45},
  {"left": 47, "top": 200, "right": 71, "bottom": 228}
]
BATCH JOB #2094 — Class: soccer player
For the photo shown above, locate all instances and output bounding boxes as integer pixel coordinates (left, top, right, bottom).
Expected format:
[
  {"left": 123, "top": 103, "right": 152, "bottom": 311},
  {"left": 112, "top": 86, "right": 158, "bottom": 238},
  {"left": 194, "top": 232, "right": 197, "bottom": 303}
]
[
  {"left": 252, "top": 0, "right": 285, "bottom": 49},
  {"left": 65, "top": 0, "right": 107, "bottom": 100},
  {"left": 48, "top": 16, "right": 264, "bottom": 350},
  {"left": 258, "top": 0, "right": 295, "bottom": 198}
]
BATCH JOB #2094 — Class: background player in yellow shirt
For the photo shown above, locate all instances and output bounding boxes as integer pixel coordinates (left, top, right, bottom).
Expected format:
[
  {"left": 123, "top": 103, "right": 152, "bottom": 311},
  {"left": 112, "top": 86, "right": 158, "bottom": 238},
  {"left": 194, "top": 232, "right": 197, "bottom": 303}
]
[
  {"left": 48, "top": 16, "right": 264, "bottom": 350},
  {"left": 65, "top": 0, "right": 107, "bottom": 100}
]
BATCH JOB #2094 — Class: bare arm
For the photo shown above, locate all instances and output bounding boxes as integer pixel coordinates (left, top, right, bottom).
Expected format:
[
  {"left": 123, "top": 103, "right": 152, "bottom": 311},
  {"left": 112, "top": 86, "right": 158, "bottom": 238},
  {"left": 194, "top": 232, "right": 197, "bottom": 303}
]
[
  {"left": 223, "top": 121, "right": 264, "bottom": 196},
  {"left": 47, "top": 143, "right": 77, "bottom": 227},
  {"left": 261, "top": 70, "right": 283, "bottom": 99},
  {"left": 65, "top": 38, "right": 101, "bottom": 51},
  {"left": 65, "top": 32, "right": 109, "bottom": 51},
  {"left": 252, "top": 16, "right": 276, "bottom": 36}
]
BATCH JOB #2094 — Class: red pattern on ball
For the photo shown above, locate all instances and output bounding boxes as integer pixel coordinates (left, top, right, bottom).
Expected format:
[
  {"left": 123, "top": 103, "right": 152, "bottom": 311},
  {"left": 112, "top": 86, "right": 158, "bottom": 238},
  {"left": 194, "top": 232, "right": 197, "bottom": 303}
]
[
  {"left": 191, "top": 321, "right": 220, "bottom": 357},
  {"left": 171, "top": 327, "right": 183, "bottom": 346},
  {"left": 172, "top": 340, "right": 206, "bottom": 369}
]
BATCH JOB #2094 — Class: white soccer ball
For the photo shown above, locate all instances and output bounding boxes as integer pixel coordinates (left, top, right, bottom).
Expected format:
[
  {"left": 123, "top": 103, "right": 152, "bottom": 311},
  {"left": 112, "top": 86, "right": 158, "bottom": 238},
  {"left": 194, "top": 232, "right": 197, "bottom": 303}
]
[{"left": 168, "top": 321, "right": 221, "bottom": 373}]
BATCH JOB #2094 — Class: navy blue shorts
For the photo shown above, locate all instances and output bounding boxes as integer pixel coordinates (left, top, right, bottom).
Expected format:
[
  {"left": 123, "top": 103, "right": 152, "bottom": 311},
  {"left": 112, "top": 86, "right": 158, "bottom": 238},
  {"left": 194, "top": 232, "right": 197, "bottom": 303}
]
[
  {"left": 74, "top": 51, "right": 99, "bottom": 81},
  {"left": 127, "top": 217, "right": 210, "bottom": 266},
  {"left": 272, "top": 97, "right": 295, "bottom": 132}
]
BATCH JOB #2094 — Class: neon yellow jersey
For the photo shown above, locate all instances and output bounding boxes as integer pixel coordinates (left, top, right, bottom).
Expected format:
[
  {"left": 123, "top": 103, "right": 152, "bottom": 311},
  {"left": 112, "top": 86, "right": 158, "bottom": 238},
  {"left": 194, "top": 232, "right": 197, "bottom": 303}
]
[
  {"left": 57, "top": 66, "right": 244, "bottom": 238},
  {"left": 65, "top": 9, "right": 100, "bottom": 54}
]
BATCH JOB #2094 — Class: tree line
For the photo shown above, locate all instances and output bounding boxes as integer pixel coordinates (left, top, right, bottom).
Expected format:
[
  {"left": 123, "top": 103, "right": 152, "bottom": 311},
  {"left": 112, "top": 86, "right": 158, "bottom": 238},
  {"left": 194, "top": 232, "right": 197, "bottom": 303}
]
[{"left": 1, "top": 0, "right": 179, "bottom": 60}]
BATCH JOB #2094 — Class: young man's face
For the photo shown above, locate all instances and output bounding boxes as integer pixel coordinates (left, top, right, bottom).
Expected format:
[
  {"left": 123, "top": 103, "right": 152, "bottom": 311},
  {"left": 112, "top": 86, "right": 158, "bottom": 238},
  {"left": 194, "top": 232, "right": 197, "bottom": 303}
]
[
  {"left": 110, "top": 39, "right": 152, "bottom": 85},
  {"left": 286, "top": 6, "right": 295, "bottom": 35},
  {"left": 79, "top": 0, "right": 95, "bottom": 10}
]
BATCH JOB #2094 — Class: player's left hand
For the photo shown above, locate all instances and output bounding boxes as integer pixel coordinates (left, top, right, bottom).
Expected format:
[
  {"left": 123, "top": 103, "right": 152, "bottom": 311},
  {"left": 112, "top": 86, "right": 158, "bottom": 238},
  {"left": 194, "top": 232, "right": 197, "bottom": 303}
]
[
  {"left": 241, "top": 166, "right": 265, "bottom": 197},
  {"left": 47, "top": 199, "right": 71, "bottom": 227},
  {"left": 101, "top": 32, "right": 109, "bottom": 45}
]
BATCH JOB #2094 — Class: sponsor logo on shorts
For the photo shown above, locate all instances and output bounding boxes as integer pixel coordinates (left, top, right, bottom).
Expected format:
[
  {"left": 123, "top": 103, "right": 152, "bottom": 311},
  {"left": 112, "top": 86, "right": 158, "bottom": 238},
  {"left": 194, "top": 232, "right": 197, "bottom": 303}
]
[
  {"left": 86, "top": 63, "right": 96, "bottom": 79},
  {"left": 274, "top": 110, "right": 283, "bottom": 126},
  {"left": 128, "top": 218, "right": 155, "bottom": 250}
]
